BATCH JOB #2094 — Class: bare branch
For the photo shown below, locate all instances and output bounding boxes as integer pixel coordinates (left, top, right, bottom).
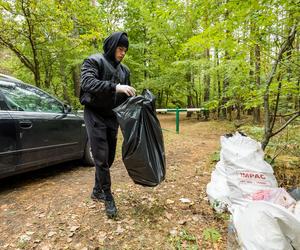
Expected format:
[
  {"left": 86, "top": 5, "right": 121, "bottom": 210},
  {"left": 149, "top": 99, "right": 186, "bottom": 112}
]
[
  {"left": 265, "top": 26, "right": 297, "bottom": 90},
  {"left": 162, "top": 32, "right": 176, "bottom": 51},
  {"left": 273, "top": 111, "right": 300, "bottom": 117},
  {"left": 270, "top": 144, "right": 288, "bottom": 164},
  {"left": 270, "top": 74, "right": 283, "bottom": 132},
  {"left": 271, "top": 111, "right": 300, "bottom": 137},
  {"left": 261, "top": 24, "right": 297, "bottom": 150},
  {"left": 246, "top": 37, "right": 300, "bottom": 69}
]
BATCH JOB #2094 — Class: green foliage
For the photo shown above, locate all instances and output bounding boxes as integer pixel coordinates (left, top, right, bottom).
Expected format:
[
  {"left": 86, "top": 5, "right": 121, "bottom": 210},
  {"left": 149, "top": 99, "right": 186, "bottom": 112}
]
[
  {"left": 210, "top": 151, "right": 220, "bottom": 163},
  {"left": 0, "top": 0, "right": 105, "bottom": 103},
  {"left": 240, "top": 125, "right": 264, "bottom": 141},
  {"left": 169, "top": 229, "right": 199, "bottom": 250},
  {"left": 0, "top": 0, "right": 298, "bottom": 134},
  {"left": 240, "top": 123, "right": 300, "bottom": 165},
  {"left": 202, "top": 227, "right": 221, "bottom": 243}
]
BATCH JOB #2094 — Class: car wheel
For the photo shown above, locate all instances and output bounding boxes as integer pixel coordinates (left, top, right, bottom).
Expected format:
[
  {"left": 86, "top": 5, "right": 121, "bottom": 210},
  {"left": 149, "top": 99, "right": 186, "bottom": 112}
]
[{"left": 83, "top": 140, "right": 94, "bottom": 166}]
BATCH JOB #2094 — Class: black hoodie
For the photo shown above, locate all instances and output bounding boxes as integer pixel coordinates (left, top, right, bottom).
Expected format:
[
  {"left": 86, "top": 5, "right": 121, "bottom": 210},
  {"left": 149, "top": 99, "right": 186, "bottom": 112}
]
[
  {"left": 80, "top": 32, "right": 131, "bottom": 117},
  {"left": 103, "top": 32, "right": 128, "bottom": 68}
]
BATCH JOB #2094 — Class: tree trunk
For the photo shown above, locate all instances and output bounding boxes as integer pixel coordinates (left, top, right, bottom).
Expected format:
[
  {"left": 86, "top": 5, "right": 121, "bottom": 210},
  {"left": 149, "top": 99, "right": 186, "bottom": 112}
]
[
  {"left": 261, "top": 25, "right": 297, "bottom": 150},
  {"left": 72, "top": 64, "right": 81, "bottom": 97},
  {"left": 221, "top": 4, "right": 230, "bottom": 120},
  {"left": 157, "top": 90, "right": 164, "bottom": 108},
  {"left": 253, "top": 44, "right": 261, "bottom": 123},
  {"left": 216, "top": 48, "right": 221, "bottom": 119},
  {"left": 22, "top": 0, "right": 42, "bottom": 87},
  {"left": 297, "top": 79, "right": 300, "bottom": 110},
  {"left": 221, "top": 53, "right": 229, "bottom": 120},
  {"left": 33, "top": 69, "right": 41, "bottom": 88},
  {"left": 237, "top": 105, "right": 241, "bottom": 120},
  {"left": 44, "top": 63, "right": 52, "bottom": 89},
  {"left": 203, "top": 48, "right": 210, "bottom": 120},
  {"left": 143, "top": 27, "right": 148, "bottom": 80},
  {"left": 60, "top": 62, "right": 71, "bottom": 104},
  {"left": 165, "top": 90, "right": 169, "bottom": 108},
  {"left": 186, "top": 69, "right": 194, "bottom": 117}
]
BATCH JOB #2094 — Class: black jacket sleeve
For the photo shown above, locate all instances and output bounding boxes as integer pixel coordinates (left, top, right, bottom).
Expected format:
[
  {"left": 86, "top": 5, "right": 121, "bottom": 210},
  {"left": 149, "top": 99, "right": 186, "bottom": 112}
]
[
  {"left": 80, "top": 56, "right": 117, "bottom": 95},
  {"left": 123, "top": 65, "right": 131, "bottom": 86}
]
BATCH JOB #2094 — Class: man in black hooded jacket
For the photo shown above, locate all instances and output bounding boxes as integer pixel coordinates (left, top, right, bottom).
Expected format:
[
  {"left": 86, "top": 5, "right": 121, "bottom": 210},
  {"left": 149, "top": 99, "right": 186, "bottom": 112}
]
[{"left": 80, "top": 32, "right": 136, "bottom": 218}]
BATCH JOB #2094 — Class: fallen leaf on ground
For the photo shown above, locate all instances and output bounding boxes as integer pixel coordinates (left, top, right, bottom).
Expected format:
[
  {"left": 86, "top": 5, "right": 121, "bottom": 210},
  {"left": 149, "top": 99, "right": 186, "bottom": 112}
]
[
  {"left": 70, "top": 225, "right": 80, "bottom": 232},
  {"left": 47, "top": 231, "right": 57, "bottom": 237},
  {"left": 179, "top": 198, "right": 191, "bottom": 203},
  {"left": 166, "top": 199, "right": 174, "bottom": 204}
]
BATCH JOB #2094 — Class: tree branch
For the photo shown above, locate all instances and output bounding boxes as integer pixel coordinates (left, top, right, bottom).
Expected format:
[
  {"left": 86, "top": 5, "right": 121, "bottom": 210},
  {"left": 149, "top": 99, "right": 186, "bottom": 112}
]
[
  {"left": 270, "top": 74, "right": 283, "bottom": 132},
  {"left": 21, "top": 0, "right": 41, "bottom": 86},
  {"left": 261, "top": 24, "right": 297, "bottom": 150},
  {"left": 162, "top": 32, "right": 176, "bottom": 51},
  {"left": 273, "top": 111, "right": 300, "bottom": 117},
  {"left": 265, "top": 26, "right": 297, "bottom": 90},
  {"left": 0, "top": 36, "right": 34, "bottom": 71},
  {"left": 271, "top": 111, "right": 300, "bottom": 137}
]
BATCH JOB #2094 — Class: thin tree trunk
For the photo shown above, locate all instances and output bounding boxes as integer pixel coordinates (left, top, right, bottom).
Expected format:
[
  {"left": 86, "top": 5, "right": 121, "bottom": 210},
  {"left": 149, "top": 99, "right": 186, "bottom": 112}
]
[
  {"left": 221, "top": 4, "right": 230, "bottom": 119},
  {"left": 216, "top": 48, "right": 221, "bottom": 119},
  {"left": 143, "top": 27, "right": 148, "bottom": 80},
  {"left": 297, "top": 79, "right": 300, "bottom": 110},
  {"left": 203, "top": 48, "right": 210, "bottom": 120},
  {"left": 60, "top": 62, "right": 71, "bottom": 104},
  {"left": 249, "top": 42, "right": 254, "bottom": 119},
  {"left": 221, "top": 51, "right": 229, "bottom": 120},
  {"left": 261, "top": 25, "right": 297, "bottom": 150},
  {"left": 186, "top": 69, "right": 194, "bottom": 117},
  {"left": 237, "top": 104, "right": 241, "bottom": 120},
  {"left": 157, "top": 90, "right": 164, "bottom": 108},
  {"left": 21, "top": 0, "right": 41, "bottom": 87},
  {"left": 72, "top": 64, "right": 81, "bottom": 97},
  {"left": 165, "top": 87, "right": 169, "bottom": 107},
  {"left": 253, "top": 44, "right": 261, "bottom": 123}
]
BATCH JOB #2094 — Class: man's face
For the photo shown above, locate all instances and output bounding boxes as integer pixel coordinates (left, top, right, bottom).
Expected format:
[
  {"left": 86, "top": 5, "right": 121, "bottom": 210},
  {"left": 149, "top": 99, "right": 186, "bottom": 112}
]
[{"left": 115, "top": 46, "right": 127, "bottom": 62}]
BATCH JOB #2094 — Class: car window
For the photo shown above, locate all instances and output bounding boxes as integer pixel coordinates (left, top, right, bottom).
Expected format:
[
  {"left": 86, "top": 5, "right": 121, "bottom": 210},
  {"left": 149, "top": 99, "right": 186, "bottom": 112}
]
[
  {"left": 0, "top": 91, "right": 9, "bottom": 110},
  {"left": 0, "top": 80, "right": 63, "bottom": 113}
]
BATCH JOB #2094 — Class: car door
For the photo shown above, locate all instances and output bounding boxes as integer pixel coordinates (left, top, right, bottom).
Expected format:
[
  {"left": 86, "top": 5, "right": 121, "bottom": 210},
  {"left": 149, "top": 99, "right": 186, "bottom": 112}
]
[
  {"left": 0, "top": 81, "right": 83, "bottom": 171},
  {"left": 0, "top": 91, "right": 18, "bottom": 177}
]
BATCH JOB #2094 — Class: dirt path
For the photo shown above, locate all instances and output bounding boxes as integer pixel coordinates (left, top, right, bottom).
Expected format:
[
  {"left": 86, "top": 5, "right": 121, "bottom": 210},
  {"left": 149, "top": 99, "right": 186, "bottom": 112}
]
[{"left": 0, "top": 114, "right": 233, "bottom": 250}]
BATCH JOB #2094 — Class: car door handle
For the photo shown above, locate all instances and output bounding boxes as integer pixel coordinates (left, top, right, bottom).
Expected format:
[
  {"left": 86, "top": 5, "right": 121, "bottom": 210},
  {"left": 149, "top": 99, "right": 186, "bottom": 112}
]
[{"left": 19, "top": 120, "right": 32, "bottom": 129}]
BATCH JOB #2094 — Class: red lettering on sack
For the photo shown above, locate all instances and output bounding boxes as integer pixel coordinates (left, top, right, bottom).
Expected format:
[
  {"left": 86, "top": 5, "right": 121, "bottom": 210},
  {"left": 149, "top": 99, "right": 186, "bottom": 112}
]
[{"left": 240, "top": 172, "right": 266, "bottom": 180}]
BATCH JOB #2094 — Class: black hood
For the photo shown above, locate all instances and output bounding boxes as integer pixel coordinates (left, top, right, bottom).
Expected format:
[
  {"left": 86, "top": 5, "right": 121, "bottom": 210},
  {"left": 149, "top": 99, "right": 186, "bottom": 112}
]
[{"left": 103, "top": 31, "right": 128, "bottom": 67}]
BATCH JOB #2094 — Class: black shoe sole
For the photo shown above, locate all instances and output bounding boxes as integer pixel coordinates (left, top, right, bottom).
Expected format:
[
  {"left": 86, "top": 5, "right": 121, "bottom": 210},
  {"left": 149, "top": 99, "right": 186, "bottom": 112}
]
[
  {"left": 90, "top": 193, "right": 105, "bottom": 202},
  {"left": 106, "top": 211, "right": 118, "bottom": 219},
  {"left": 105, "top": 199, "right": 117, "bottom": 218}
]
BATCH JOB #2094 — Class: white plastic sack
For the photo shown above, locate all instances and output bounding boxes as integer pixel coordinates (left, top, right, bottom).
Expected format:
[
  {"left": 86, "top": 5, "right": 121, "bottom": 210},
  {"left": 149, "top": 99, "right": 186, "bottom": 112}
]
[
  {"left": 221, "top": 132, "right": 278, "bottom": 206},
  {"left": 206, "top": 132, "right": 278, "bottom": 211},
  {"left": 295, "top": 201, "right": 300, "bottom": 218},
  {"left": 233, "top": 201, "right": 300, "bottom": 250},
  {"left": 226, "top": 169, "right": 278, "bottom": 208},
  {"left": 206, "top": 161, "right": 231, "bottom": 212},
  {"left": 221, "top": 132, "right": 266, "bottom": 168},
  {"left": 248, "top": 188, "right": 296, "bottom": 209}
]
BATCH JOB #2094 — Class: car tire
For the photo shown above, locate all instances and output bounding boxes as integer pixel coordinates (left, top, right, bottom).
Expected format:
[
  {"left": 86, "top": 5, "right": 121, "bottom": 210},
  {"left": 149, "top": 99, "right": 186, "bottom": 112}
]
[{"left": 83, "top": 140, "right": 94, "bottom": 166}]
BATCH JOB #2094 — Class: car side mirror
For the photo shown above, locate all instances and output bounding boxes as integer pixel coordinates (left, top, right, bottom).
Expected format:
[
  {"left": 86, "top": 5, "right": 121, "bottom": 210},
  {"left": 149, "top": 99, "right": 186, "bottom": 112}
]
[{"left": 63, "top": 104, "right": 72, "bottom": 114}]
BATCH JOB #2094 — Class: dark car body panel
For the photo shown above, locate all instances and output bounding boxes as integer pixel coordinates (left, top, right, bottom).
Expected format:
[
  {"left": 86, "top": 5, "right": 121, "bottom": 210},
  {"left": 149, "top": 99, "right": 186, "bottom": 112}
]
[
  {"left": 0, "top": 111, "right": 18, "bottom": 175},
  {"left": 0, "top": 75, "right": 88, "bottom": 178}
]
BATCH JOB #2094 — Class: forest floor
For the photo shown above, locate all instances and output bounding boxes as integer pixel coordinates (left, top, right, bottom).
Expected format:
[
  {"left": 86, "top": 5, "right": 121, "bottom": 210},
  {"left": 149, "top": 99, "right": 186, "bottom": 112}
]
[{"left": 0, "top": 113, "right": 234, "bottom": 250}]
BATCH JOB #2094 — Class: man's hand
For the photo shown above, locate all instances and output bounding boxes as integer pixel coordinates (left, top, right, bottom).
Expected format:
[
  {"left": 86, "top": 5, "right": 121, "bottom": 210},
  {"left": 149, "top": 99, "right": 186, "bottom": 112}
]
[{"left": 116, "top": 84, "right": 136, "bottom": 96}]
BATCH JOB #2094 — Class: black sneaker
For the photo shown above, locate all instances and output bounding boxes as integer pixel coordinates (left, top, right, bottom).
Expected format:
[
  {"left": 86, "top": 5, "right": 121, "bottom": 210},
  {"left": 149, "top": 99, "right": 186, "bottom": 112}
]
[
  {"left": 105, "top": 198, "right": 117, "bottom": 218},
  {"left": 91, "top": 191, "right": 105, "bottom": 202}
]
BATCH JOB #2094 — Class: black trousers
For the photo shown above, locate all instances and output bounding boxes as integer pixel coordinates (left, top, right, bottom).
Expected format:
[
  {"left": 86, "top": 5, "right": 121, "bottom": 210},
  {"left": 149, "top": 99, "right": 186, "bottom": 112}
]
[{"left": 84, "top": 107, "right": 118, "bottom": 195}]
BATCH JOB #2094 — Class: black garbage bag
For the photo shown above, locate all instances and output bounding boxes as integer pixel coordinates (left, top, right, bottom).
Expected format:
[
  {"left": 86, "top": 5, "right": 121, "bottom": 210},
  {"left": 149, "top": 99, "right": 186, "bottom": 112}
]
[{"left": 113, "top": 89, "right": 166, "bottom": 187}]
